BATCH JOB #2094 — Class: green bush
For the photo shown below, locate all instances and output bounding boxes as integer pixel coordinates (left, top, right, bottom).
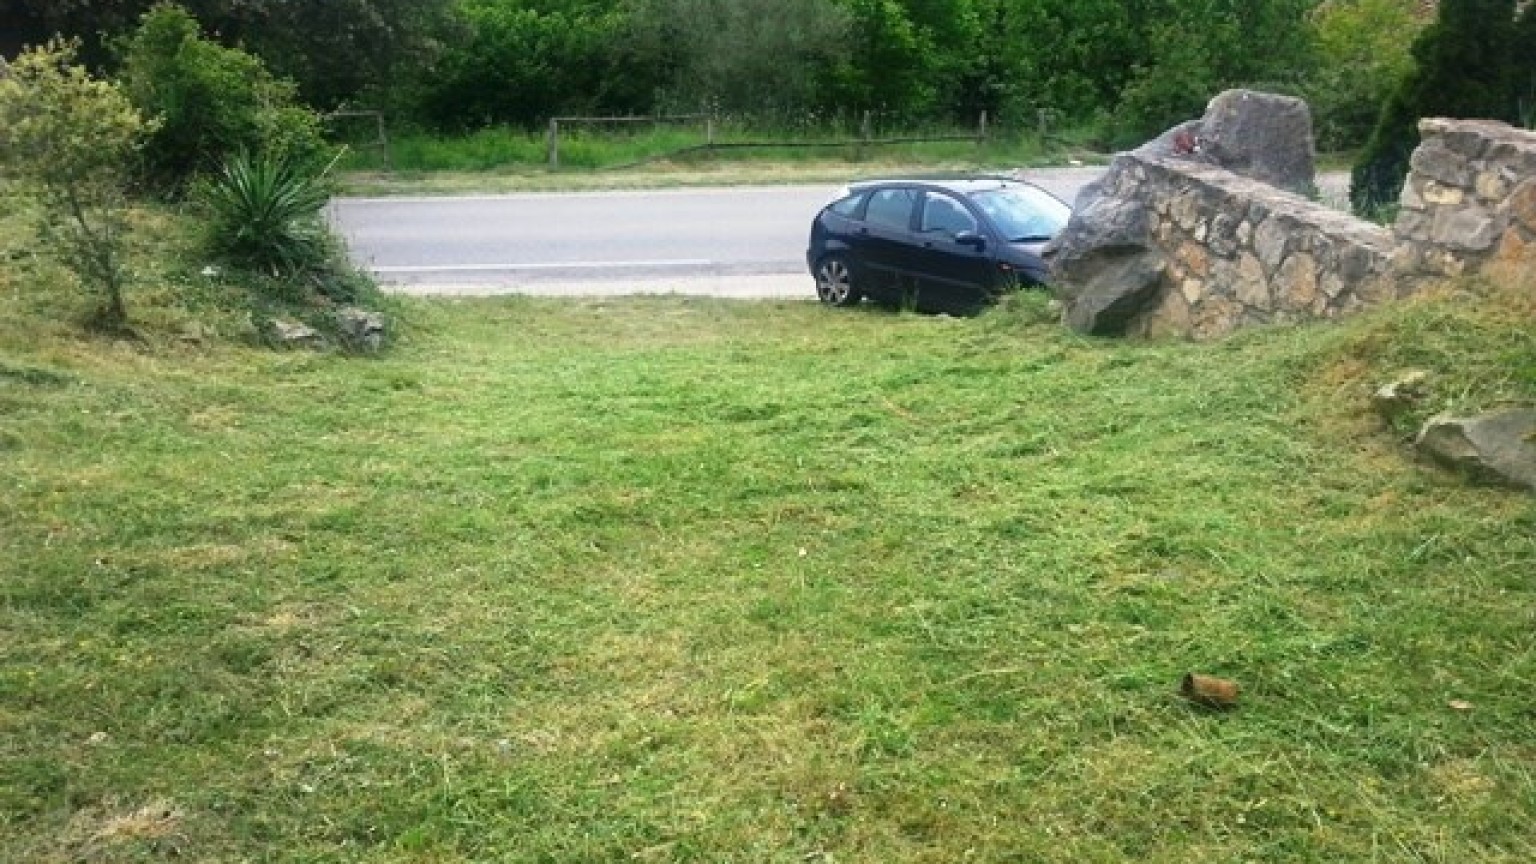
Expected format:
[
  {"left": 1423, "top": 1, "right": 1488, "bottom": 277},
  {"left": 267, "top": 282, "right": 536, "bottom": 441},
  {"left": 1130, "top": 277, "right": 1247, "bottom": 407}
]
[
  {"left": 0, "top": 39, "right": 151, "bottom": 333},
  {"left": 1304, "top": 0, "right": 1424, "bottom": 151},
  {"left": 197, "top": 150, "right": 372, "bottom": 306},
  {"left": 119, "top": 3, "right": 327, "bottom": 192},
  {"left": 1351, "top": 0, "right": 1523, "bottom": 214},
  {"left": 197, "top": 151, "right": 331, "bottom": 276}
]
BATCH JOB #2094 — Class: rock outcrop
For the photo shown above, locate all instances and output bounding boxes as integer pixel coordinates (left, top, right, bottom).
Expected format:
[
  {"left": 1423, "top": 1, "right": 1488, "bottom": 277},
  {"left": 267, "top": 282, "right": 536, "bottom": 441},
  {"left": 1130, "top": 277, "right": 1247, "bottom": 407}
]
[
  {"left": 1416, "top": 408, "right": 1536, "bottom": 491},
  {"left": 1048, "top": 98, "right": 1536, "bottom": 340},
  {"left": 1046, "top": 89, "right": 1323, "bottom": 336}
]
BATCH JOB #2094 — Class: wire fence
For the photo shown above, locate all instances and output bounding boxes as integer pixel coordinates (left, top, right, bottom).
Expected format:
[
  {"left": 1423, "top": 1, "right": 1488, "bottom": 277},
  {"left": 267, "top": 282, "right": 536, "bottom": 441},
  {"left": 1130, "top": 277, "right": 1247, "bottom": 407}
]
[
  {"left": 547, "top": 111, "right": 1009, "bottom": 168},
  {"left": 329, "top": 109, "right": 1070, "bottom": 173}
]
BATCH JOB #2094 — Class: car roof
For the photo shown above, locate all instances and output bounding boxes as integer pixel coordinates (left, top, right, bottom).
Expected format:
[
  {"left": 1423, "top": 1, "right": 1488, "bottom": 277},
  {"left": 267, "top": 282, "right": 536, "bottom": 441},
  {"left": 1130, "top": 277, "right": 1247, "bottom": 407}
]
[{"left": 844, "top": 175, "right": 1036, "bottom": 195}]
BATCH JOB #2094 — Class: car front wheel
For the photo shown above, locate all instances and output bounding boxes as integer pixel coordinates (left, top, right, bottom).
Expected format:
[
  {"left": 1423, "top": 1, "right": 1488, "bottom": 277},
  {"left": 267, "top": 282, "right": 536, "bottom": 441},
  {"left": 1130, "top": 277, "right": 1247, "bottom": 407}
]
[{"left": 815, "top": 255, "right": 861, "bottom": 307}]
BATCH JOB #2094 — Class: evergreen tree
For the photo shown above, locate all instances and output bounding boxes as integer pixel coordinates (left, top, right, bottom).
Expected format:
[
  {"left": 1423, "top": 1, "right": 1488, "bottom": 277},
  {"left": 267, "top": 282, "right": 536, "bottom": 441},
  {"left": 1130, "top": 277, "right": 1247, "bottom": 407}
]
[{"left": 1350, "top": 0, "right": 1521, "bottom": 214}]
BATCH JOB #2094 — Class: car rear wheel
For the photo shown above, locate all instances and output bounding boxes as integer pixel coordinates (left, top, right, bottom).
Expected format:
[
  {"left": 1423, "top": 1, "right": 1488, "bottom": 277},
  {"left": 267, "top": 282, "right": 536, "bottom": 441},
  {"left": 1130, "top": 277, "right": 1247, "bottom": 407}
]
[{"left": 815, "top": 255, "right": 861, "bottom": 307}]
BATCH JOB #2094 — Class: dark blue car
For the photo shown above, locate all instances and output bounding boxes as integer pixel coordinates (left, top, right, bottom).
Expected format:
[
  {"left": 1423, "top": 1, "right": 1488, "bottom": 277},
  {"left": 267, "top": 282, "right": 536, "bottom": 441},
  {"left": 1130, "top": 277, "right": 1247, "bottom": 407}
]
[{"left": 806, "top": 177, "right": 1071, "bottom": 313}]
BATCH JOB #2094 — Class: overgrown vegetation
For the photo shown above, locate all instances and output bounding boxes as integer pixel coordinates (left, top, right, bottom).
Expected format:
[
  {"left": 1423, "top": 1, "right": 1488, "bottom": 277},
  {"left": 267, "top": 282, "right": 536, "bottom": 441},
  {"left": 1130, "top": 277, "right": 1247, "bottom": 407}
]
[
  {"left": 9, "top": 0, "right": 1436, "bottom": 153},
  {"left": 0, "top": 39, "right": 152, "bottom": 333},
  {"left": 1, "top": 277, "right": 1533, "bottom": 861},
  {"left": 1351, "top": 0, "right": 1536, "bottom": 213},
  {"left": 119, "top": 3, "right": 328, "bottom": 194},
  {"left": 1305, "top": 0, "right": 1427, "bottom": 151},
  {"left": 0, "top": 5, "right": 385, "bottom": 343}
]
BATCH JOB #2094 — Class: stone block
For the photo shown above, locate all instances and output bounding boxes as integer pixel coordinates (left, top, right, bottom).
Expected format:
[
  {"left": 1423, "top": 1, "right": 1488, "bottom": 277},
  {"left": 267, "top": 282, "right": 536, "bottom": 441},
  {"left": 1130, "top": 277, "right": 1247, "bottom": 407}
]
[
  {"left": 1492, "top": 225, "right": 1533, "bottom": 265},
  {"left": 1475, "top": 170, "right": 1513, "bottom": 202},
  {"left": 1192, "top": 293, "right": 1242, "bottom": 340},
  {"left": 1410, "top": 141, "right": 1473, "bottom": 187},
  {"left": 1417, "top": 409, "right": 1536, "bottom": 492},
  {"left": 1278, "top": 252, "right": 1319, "bottom": 312},
  {"left": 1200, "top": 89, "right": 1316, "bottom": 196},
  {"left": 1429, "top": 206, "right": 1497, "bottom": 252},
  {"left": 1506, "top": 178, "right": 1536, "bottom": 232},
  {"left": 1179, "top": 242, "right": 1211, "bottom": 277},
  {"left": 1255, "top": 216, "right": 1291, "bottom": 274},
  {"left": 1421, "top": 181, "right": 1465, "bottom": 207},
  {"left": 1180, "top": 277, "right": 1205, "bottom": 305},
  {"left": 1236, "top": 253, "right": 1270, "bottom": 309}
]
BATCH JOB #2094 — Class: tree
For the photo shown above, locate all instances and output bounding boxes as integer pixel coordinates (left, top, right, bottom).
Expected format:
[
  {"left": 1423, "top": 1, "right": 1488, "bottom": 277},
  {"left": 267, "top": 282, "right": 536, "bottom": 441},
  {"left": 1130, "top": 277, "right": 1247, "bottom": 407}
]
[
  {"left": 414, "top": 1, "right": 643, "bottom": 131},
  {"left": 4, "top": 0, "right": 460, "bottom": 110},
  {"left": 0, "top": 39, "right": 152, "bottom": 332},
  {"left": 119, "top": 4, "right": 326, "bottom": 192},
  {"left": 1304, "top": 0, "right": 1426, "bottom": 151},
  {"left": 1351, "top": 0, "right": 1522, "bottom": 213},
  {"left": 629, "top": 0, "right": 849, "bottom": 121},
  {"left": 1109, "top": 0, "right": 1316, "bottom": 146},
  {"left": 820, "top": 0, "right": 933, "bottom": 118},
  {"left": 1515, "top": 1, "right": 1536, "bottom": 126}
]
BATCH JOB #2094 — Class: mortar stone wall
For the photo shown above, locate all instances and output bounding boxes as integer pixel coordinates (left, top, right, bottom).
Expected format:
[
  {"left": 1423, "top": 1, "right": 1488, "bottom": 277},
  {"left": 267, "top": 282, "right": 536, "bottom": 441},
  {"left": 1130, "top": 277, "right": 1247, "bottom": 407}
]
[
  {"left": 1394, "top": 118, "right": 1536, "bottom": 286},
  {"left": 1114, "top": 119, "right": 1535, "bottom": 340}
]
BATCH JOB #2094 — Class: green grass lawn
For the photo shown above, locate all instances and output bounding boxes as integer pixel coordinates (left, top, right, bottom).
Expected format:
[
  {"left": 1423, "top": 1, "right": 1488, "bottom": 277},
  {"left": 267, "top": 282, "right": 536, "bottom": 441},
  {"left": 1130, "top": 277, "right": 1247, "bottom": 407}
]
[{"left": 2, "top": 287, "right": 1534, "bottom": 862}]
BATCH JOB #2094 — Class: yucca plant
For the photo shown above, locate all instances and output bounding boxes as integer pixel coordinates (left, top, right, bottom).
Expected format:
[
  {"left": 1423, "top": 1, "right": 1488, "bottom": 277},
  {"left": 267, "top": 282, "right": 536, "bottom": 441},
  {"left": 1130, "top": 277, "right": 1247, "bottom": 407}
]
[{"left": 199, "top": 150, "right": 336, "bottom": 276}]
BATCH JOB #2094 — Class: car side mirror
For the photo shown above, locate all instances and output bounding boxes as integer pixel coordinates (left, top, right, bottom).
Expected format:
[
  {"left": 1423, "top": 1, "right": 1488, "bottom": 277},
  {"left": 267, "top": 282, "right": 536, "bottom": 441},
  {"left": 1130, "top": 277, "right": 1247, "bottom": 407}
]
[{"left": 955, "top": 230, "right": 986, "bottom": 249}]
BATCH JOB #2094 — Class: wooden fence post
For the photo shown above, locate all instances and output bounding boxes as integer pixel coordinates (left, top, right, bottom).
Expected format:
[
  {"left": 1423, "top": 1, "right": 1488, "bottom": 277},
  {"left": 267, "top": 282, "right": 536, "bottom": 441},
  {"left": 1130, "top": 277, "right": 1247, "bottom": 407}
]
[
  {"left": 547, "top": 118, "right": 560, "bottom": 167},
  {"left": 376, "top": 111, "right": 393, "bottom": 172},
  {"left": 978, "top": 110, "right": 988, "bottom": 144}
]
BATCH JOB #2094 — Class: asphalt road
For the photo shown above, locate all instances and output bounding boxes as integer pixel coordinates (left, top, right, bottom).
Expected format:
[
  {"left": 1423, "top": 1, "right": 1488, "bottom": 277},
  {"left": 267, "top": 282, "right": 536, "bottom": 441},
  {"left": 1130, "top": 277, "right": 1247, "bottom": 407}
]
[{"left": 329, "top": 167, "right": 1107, "bottom": 298}]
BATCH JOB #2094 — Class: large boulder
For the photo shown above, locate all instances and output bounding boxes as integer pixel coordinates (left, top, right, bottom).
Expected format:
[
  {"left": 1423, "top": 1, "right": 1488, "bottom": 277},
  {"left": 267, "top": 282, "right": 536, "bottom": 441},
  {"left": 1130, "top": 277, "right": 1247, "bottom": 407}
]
[
  {"left": 1197, "top": 90, "right": 1316, "bottom": 197},
  {"left": 1048, "top": 89, "right": 1318, "bottom": 336},
  {"left": 1416, "top": 408, "right": 1536, "bottom": 492},
  {"left": 1045, "top": 192, "right": 1164, "bottom": 336},
  {"left": 1128, "top": 90, "right": 1315, "bottom": 194}
]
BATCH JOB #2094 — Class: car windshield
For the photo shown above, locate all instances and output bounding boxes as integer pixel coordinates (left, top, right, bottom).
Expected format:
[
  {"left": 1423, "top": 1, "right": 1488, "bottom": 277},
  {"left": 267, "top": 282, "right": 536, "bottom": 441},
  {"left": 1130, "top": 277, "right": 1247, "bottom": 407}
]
[{"left": 967, "top": 186, "right": 1071, "bottom": 243}]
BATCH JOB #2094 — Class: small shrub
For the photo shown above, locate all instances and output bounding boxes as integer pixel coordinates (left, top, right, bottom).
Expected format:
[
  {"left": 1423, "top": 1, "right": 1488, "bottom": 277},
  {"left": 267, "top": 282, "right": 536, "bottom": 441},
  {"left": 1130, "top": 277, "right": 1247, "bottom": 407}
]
[
  {"left": 120, "top": 3, "right": 327, "bottom": 192},
  {"left": 198, "top": 150, "right": 380, "bottom": 313},
  {"left": 197, "top": 151, "right": 332, "bottom": 277},
  {"left": 0, "top": 39, "right": 152, "bottom": 333}
]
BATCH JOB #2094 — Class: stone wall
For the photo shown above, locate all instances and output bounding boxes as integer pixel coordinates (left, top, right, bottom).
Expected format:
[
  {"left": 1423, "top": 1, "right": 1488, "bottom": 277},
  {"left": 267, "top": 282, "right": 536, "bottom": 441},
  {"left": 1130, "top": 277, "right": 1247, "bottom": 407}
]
[
  {"left": 1393, "top": 118, "right": 1536, "bottom": 287},
  {"left": 1120, "top": 156, "right": 1402, "bottom": 340},
  {"left": 1065, "top": 117, "right": 1536, "bottom": 340}
]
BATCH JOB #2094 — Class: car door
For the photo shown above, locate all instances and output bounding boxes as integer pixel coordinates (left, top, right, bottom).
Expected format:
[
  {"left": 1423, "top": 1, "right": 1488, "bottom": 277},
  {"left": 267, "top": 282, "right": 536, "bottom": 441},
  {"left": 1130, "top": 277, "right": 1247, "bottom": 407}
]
[
  {"left": 909, "top": 190, "right": 995, "bottom": 312},
  {"left": 854, "top": 186, "right": 922, "bottom": 298}
]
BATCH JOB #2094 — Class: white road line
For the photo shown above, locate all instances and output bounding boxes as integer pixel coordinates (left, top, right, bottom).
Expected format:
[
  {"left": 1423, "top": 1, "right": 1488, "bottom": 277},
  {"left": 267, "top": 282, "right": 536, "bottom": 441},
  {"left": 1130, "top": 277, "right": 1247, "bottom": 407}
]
[{"left": 372, "top": 259, "right": 714, "bottom": 273}]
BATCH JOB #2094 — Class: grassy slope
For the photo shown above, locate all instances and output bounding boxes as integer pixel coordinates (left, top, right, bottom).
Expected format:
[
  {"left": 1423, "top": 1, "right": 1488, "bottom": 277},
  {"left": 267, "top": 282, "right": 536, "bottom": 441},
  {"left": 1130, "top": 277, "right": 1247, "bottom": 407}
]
[{"left": 2, "top": 236, "right": 1534, "bottom": 859}]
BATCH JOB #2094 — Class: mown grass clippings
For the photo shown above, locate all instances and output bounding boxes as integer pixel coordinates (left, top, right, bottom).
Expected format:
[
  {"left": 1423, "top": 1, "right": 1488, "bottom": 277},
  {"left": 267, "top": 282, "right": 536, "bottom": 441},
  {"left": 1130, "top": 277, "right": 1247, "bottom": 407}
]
[{"left": 2, "top": 282, "right": 1534, "bottom": 862}]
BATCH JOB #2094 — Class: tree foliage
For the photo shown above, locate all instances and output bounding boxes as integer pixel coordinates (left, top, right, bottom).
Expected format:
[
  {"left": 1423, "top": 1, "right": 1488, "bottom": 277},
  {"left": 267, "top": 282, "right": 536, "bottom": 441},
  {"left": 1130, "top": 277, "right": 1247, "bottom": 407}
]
[
  {"left": 4, "top": 0, "right": 460, "bottom": 109},
  {"left": 1107, "top": 0, "right": 1316, "bottom": 146},
  {"left": 1351, "top": 0, "right": 1525, "bottom": 213},
  {"left": 0, "top": 39, "right": 151, "bottom": 331},
  {"left": 412, "top": 0, "right": 645, "bottom": 131},
  {"left": 17, "top": 0, "right": 1523, "bottom": 157},
  {"left": 119, "top": 4, "right": 326, "bottom": 192},
  {"left": 633, "top": 0, "right": 850, "bottom": 121},
  {"left": 1304, "top": 0, "right": 1427, "bottom": 151}
]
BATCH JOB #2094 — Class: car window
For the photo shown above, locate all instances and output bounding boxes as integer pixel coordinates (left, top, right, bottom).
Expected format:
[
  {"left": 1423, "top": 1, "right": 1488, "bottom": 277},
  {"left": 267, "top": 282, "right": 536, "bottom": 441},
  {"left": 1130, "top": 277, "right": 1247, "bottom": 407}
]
[
  {"left": 828, "top": 191, "right": 867, "bottom": 217},
  {"left": 864, "top": 187, "right": 919, "bottom": 230},
  {"left": 920, "top": 193, "right": 977, "bottom": 236},
  {"left": 968, "top": 185, "right": 1072, "bottom": 243}
]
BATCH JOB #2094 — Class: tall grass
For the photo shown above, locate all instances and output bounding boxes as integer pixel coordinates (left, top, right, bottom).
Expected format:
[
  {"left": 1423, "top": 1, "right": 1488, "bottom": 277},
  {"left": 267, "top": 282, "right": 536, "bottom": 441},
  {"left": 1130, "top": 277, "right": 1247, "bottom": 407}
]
[
  {"left": 336, "top": 122, "right": 1074, "bottom": 174},
  {"left": 2, "top": 277, "right": 1533, "bottom": 861}
]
